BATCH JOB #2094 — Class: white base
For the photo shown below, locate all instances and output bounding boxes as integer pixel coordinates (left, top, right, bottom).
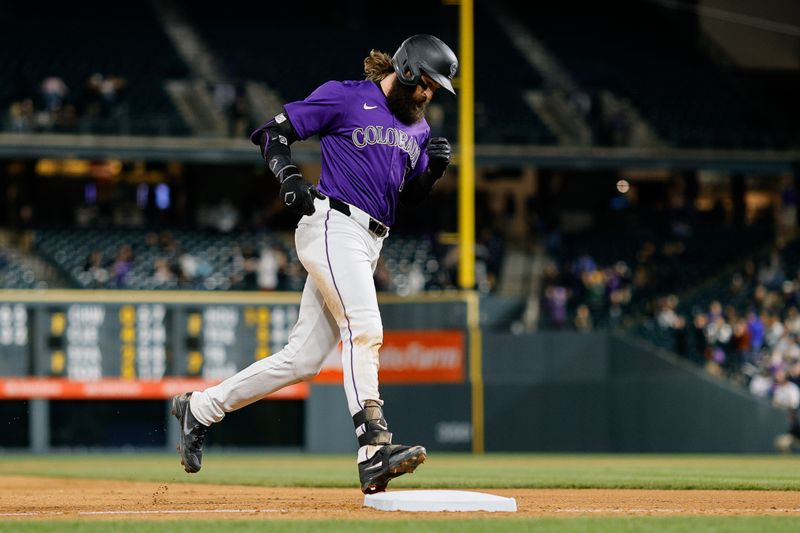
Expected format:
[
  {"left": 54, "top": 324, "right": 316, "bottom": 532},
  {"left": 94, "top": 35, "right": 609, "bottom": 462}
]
[{"left": 363, "top": 490, "right": 517, "bottom": 512}]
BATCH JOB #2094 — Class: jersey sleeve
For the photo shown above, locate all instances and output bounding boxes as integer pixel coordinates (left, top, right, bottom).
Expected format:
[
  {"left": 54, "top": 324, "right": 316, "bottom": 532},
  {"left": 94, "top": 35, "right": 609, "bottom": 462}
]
[
  {"left": 282, "top": 81, "right": 347, "bottom": 140},
  {"left": 406, "top": 129, "right": 431, "bottom": 180}
]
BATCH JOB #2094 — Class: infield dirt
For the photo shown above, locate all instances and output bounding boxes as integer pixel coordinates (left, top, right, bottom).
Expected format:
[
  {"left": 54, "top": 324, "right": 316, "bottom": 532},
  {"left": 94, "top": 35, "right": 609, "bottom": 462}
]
[{"left": 2, "top": 476, "right": 800, "bottom": 520}]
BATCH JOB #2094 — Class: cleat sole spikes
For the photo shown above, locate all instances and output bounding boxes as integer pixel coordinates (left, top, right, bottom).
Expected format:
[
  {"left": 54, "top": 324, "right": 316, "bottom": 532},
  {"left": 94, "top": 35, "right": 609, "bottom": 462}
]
[{"left": 388, "top": 452, "right": 426, "bottom": 475}]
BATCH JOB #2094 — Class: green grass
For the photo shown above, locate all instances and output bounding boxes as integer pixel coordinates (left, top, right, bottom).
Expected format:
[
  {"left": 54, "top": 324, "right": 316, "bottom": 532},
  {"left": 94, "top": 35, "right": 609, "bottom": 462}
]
[
  {"left": 2, "top": 454, "right": 799, "bottom": 531},
  {"left": 1, "top": 453, "right": 800, "bottom": 491},
  {"left": 0, "top": 517, "right": 798, "bottom": 533}
]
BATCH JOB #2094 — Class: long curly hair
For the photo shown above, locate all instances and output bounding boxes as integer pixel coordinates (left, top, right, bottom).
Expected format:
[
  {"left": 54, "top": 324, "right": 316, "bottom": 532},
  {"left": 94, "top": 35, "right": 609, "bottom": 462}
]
[{"left": 363, "top": 50, "right": 394, "bottom": 82}]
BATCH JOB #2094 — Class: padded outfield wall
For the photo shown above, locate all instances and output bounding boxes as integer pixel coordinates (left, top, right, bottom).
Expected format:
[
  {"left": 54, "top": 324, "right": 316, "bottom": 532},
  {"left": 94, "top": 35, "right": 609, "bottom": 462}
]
[{"left": 308, "top": 331, "right": 788, "bottom": 453}]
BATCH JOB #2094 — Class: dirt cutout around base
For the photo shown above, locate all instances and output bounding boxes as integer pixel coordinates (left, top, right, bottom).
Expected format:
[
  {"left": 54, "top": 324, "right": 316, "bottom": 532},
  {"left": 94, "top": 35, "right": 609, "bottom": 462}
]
[{"left": 1, "top": 476, "right": 799, "bottom": 520}]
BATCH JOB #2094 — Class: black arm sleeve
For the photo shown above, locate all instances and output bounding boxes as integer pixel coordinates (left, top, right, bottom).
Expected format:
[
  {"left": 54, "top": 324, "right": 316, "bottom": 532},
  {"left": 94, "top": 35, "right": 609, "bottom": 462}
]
[
  {"left": 250, "top": 111, "right": 302, "bottom": 183},
  {"left": 399, "top": 169, "right": 440, "bottom": 207}
]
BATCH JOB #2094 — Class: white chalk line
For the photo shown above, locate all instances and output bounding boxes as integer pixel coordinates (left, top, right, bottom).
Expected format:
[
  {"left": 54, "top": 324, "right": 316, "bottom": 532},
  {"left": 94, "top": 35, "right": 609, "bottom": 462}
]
[{"left": 0, "top": 508, "right": 286, "bottom": 517}]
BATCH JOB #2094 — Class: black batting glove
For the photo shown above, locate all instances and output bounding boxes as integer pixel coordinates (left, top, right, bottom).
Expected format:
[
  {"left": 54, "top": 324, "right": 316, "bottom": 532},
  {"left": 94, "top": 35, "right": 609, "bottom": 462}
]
[
  {"left": 280, "top": 174, "right": 326, "bottom": 216},
  {"left": 426, "top": 137, "right": 451, "bottom": 179}
]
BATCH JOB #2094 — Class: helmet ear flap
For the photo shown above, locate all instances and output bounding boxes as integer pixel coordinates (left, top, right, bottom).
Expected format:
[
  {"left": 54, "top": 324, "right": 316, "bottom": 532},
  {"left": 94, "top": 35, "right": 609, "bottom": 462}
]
[{"left": 392, "top": 47, "right": 421, "bottom": 87}]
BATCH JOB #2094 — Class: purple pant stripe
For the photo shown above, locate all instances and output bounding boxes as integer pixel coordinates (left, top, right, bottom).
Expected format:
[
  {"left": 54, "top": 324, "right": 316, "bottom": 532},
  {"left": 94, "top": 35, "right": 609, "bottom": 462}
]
[{"left": 323, "top": 209, "right": 361, "bottom": 410}]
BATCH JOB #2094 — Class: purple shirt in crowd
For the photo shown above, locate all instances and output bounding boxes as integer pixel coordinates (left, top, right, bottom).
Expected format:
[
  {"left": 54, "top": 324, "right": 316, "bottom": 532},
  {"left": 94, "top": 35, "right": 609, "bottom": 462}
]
[{"left": 283, "top": 80, "right": 430, "bottom": 227}]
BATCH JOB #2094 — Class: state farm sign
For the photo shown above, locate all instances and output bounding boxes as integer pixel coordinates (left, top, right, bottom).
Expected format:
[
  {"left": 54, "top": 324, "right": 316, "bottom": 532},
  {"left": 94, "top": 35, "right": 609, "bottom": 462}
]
[{"left": 316, "top": 330, "right": 465, "bottom": 384}]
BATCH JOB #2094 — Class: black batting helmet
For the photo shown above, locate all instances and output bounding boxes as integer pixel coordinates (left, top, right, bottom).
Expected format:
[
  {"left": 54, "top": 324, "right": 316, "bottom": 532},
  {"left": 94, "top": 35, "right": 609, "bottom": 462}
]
[{"left": 392, "top": 34, "right": 458, "bottom": 95}]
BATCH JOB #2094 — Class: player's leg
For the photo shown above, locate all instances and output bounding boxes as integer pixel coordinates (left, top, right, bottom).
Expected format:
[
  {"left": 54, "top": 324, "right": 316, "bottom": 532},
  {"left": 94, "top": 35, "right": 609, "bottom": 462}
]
[
  {"left": 190, "top": 275, "right": 338, "bottom": 423},
  {"left": 173, "top": 274, "right": 338, "bottom": 473},
  {"left": 297, "top": 205, "right": 425, "bottom": 493},
  {"left": 296, "top": 207, "right": 383, "bottom": 415}
]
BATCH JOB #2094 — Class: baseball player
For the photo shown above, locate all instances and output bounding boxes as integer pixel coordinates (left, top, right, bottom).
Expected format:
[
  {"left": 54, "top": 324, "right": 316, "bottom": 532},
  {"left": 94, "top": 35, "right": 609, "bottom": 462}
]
[{"left": 171, "top": 34, "right": 458, "bottom": 494}]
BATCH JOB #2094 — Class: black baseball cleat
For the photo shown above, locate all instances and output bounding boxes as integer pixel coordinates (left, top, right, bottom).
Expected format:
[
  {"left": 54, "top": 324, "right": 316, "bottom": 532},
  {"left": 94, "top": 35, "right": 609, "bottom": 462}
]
[
  {"left": 171, "top": 392, "right": 209, "bottom": 474},
  {"left": 358, "top": 444, "right": 427, "bottom": 494}
]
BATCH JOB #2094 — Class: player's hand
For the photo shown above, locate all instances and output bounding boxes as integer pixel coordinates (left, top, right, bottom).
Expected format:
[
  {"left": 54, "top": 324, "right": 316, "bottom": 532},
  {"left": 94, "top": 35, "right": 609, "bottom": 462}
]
[
  {"left": 426, "top": 137, "right": 451, "bottom": 179},
  {"left": 280, "top": 175, "right": 326, "bottom": 216}
]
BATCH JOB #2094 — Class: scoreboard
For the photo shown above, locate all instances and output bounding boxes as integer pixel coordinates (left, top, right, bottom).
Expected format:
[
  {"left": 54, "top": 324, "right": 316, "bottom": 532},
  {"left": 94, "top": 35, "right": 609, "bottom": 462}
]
[
  {"left": 0, "top": 291, "right": 473, "bottom": 392},
  {"left": 0, "top": 303, "right": 28, "bottom": 374},
  {"left": 34, "top": 301, "right": 299, "bottom": 380}
]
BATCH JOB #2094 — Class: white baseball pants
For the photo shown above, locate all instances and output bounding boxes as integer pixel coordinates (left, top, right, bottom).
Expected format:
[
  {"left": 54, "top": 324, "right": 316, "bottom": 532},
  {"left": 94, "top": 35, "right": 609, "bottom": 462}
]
[{"left": 190, "top": 196, "right": 386, "bottom": 426}]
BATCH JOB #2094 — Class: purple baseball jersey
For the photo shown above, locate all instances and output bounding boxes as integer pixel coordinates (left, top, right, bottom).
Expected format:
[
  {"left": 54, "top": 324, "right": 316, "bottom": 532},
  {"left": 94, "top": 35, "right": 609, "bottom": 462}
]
[{"left": 283, "top": 80, "right": 430, "bottom": 227}]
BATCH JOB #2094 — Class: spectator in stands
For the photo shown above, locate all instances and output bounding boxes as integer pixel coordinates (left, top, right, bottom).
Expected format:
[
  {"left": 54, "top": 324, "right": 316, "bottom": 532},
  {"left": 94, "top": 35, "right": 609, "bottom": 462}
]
[
  {"left": 773, "top": 369, "right": 800, "bottom": 411},
  {"left": 729, "top": 318, "right": 751, "bottom": 374},
  {"left": 9, "top": 99, "right": 34, "bottom": 133},
  {"left": 83, "top": 250, "right": 109, "bottom": 288},
  {"left": 178, "top": 251, "right": 198, "bottom": 286},
  {"left": 582, "top": 269, "right": 606, "bottom": 317},
  {"left": 441, "top": 244, "right": 459, "bottom": 289},
  {"left": 759, "top": 248, "right": 786, "bottom": 290},
  {"left": 544, "top": 284, "right": 569, "bottom": 329},
  {"left": 607, "top": 262, "right": 632, "bottom": 328},
  {"left": 764, "top": 312, "right": 785, "bottom": 349},
  {"left": 706, "top": 315, "right": 732, "bottom": 349},
  {"left": 774, "top": 410, "right": 800, "bottom": 454},
  {"left": 41, "top": 76, "right": 68, "bottom": 113},
  {"left": 391, "top": 260, "right": 426, "bottom": 296},
  {"left": 770, "top": 332, "right": 800, "bottom": 369},
  {"left": 707, "top": 300, "right": 723, "bottom": 322},
  {"left": 789, "top": 362, "right": 800, "bottom": 387},
  {"left": 778, "top": 178, "right": 798, "bottom": 240},
  {"left": 747, "top": 310, "right": 765, "bottom": 356},
  {"left": 110, "top": 245, "right": 134, "bottom": 288},
  {"left": 749, "top": 368, "right": 773, "bottom": 398},
  {"left": 178, "top": 250, "right": 213, "bottom": 288},
  {"left": 99, "top": 74, "right": 128, "bottom": 122},
  {"left": 257, "top": 244, "right": 288, "bottom": 291},
  {"left": 655, "top": 296, "right": 679, "bottom": 330},
  {"left": 213, "top": 199, "right": 239, "bottom": 232},
  {"left": 728, "top": 272, "right": 747, "bottom": 299},
  {"left": 152, "top": 257, "right": 175, "bottom": 287},
  {"left": 752, "top": 284, "right": 768, "bottom": 312},
  {"left": 574, "top": 304, "right": 593, "bottom": 332},
  {"left": 607, "top": 286, "right": 627, "bottom": 329}
]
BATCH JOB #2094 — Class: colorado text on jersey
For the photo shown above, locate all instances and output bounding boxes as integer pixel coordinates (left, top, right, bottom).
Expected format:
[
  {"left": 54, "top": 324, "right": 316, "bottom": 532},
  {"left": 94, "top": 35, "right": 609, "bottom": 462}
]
[{"left": 350, "top": 125, "right": 422, "bottom": 168}]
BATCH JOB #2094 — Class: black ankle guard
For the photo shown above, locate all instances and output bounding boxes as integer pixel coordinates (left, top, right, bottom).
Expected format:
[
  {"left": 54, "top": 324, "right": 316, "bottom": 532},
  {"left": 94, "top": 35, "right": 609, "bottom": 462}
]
[{"left": 352, "top": 400, "right": 393, "bottom": 447}]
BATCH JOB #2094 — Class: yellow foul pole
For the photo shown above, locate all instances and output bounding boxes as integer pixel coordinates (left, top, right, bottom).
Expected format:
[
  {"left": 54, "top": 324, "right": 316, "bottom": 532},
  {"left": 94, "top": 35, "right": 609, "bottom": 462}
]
[
  {"left": 457, "top": 0, "right": 483, "bottom": 454},
  {"left": 458, "top": 0, "right": 475, "bottom": 290}
]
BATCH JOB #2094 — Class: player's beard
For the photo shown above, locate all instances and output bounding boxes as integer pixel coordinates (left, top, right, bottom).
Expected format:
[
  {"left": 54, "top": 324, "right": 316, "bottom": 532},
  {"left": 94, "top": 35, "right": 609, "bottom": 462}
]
[{"left": 387, "top": 78, "right": 428, "bottom": 125}]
